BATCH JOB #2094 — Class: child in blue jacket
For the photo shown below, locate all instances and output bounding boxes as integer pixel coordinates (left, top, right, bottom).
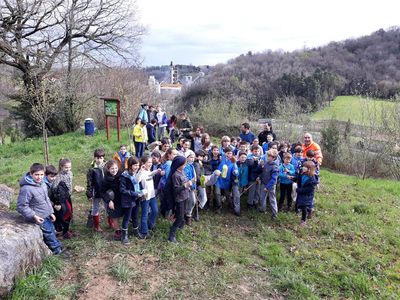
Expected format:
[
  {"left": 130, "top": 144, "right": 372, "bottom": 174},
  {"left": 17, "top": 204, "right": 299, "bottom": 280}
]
[
  {"left": 184, "top": 150, "right": 196, "bottom": 224},
  {"left": 259, "top": 149, "right": 279, "bottom": 219},
  {"left": 296, "top": 161, "right": 318, "bottom": 226},
  {"left": 278, "top": 153, "right": 296, "bottom": 211},
  {"left": 215, "top": 147, "right": 237, "bottom": 214}
]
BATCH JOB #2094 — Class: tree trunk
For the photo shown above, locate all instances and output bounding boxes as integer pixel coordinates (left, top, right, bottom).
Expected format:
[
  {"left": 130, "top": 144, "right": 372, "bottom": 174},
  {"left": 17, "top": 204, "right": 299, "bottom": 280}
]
[{"left": 42, "top": 124, "right": 49, "bottom": 165}]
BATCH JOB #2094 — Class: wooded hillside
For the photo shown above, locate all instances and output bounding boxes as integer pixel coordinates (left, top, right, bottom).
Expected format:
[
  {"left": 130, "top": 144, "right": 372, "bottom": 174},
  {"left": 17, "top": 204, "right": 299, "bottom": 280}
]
[{"left": 179, "top": 27, "right": 400, "bottom": 117}]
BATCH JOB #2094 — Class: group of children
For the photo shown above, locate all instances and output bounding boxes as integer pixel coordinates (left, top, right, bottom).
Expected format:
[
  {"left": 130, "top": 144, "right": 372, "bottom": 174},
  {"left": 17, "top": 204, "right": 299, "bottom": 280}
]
[
  {"left": 17, "top": 159, "right": 74, "bottom": 255},
  {"left": 16, "top": 127, "right": 321, "bottom": 253}
]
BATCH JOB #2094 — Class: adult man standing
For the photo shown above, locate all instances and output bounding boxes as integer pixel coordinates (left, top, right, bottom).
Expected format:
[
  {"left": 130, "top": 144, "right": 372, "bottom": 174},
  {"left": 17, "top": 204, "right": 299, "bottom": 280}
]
[
  {"left": 302, "top": 132, "right": 323, "bottom": 165},
  {"left": 239, "top": 122, "right": 255, "bottom": 144}
]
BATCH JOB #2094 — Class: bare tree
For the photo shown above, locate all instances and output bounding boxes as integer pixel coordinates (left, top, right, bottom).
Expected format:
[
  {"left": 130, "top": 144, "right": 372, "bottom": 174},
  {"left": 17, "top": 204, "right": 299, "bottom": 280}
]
[
  {"left": 21, "top": 78, "right": 61, "bottom": 164},
  {"left": 0, "top": 0, "right": 145, "bottom": 132}
]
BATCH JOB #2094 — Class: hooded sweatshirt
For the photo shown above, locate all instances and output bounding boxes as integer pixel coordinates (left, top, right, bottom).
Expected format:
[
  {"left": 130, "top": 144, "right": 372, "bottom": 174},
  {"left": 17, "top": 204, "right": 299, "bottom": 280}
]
[{"left": 17, "top": 173, "right": 54, "bottom": 221}]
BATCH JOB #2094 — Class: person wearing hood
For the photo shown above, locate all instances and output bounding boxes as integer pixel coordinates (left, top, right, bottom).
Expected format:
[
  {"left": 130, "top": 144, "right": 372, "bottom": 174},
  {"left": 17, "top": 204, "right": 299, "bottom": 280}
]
[
  {"left": 166, "top": 156, "right": 192, "bottom": 243},
  {"left": 112, "top": 145, "right": 130, "bottom": 172},
  {"left": 17, "top": 163, "right": 63, "bottom": 255}
]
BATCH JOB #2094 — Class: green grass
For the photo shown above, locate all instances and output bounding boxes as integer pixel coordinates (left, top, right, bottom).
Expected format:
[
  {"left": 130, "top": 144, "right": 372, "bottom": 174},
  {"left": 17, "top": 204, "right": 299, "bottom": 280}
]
[
  {"left": 7, "top": 256, "right": 75, "bottom": 300},
  {"left": 2, "top": 130, "right": 400, "bottom": 299},
  {"left": 312, "top": 95, "right": 398, "bottom": 125}
]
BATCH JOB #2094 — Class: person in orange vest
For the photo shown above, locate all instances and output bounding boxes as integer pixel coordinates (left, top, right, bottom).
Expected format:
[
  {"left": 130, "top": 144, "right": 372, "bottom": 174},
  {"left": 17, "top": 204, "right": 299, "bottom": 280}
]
[{"left": 302, "top": 132, "right": 323, "bottom": 165}]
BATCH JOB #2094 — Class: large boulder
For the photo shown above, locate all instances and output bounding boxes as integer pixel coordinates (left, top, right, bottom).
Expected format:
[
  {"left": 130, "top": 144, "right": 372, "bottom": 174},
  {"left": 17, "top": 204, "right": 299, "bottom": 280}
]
[
  {"left": 0, "top": 210, "right": 51, "bottom": 297},
  {"left": 0, "top": 184, "right": 14, "bottom": 209}
]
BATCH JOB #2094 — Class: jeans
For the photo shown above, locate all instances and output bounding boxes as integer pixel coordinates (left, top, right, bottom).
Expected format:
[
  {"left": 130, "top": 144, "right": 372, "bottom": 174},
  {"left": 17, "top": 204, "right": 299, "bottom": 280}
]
[
  {"left": 185, "top": 190, "right": 196, "bottom": 217},
  {"left": 158, "top": 126, "right": 166, "bottom": 140},
  {"left": 91, "top": 198, "right": 104, "bottom": 216},
  {"left": 140, "top": 197, "right": 158, "bottom": 235},
  {"left": 121, "top": 206, "right": 133, "bottom": 230},
  {"left": 134, "top": 142, "right": 145, "bottom": 158},
  {"left": 232, "top": 185, "right": 241, "bottom": 214},
  {"left": 248, "top": 181, "right": 261, "bottom": 205},
  {"left": 40, "top": 217, "right": 62, "bottom": 253},
  {"left": 130, "top": 200, "right": 140, "bottom": 228},
  {"left": 259, "top": 185, "right": 278, "bottom": 216}
]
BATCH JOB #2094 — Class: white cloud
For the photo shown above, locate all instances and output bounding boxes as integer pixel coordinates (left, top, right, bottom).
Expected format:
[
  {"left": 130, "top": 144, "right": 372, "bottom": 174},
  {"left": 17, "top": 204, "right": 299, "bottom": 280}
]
[{"left": 136, "top": 0, "right": 400, "bottom": 66}]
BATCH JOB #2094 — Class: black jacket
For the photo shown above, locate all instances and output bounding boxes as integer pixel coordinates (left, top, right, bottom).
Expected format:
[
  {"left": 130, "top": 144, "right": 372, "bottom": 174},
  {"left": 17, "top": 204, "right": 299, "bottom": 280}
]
[
  {"left": 258, "top": 130, "right": 276, "bottom": 145},
  {"left": 86, "top": 164, "right": 104, "bottom": 199}
]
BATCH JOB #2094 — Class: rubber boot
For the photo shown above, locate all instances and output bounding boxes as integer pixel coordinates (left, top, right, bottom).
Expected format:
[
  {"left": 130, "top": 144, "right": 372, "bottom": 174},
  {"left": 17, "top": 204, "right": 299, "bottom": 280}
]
[
  {"left": 168, "top": 226, "right": 177, "bottom": 243},
  {"left": 106, "top": 216, "right": 113, "bottom": 228},
  {"left": 132, "top": 227, "right": 144, "bottom": 239},
  {"left": 121, "top": 228, "right": 129, "bottom": 245},
  {"left": 93, "top": 215, "right": 103, "bottom": 232}
]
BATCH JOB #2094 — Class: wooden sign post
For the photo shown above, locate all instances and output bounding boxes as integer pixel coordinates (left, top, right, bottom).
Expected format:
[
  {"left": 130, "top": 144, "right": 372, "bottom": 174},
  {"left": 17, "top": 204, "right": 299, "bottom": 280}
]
[{"left": 101, "top": 97, "right": 121, "bottom": 142}]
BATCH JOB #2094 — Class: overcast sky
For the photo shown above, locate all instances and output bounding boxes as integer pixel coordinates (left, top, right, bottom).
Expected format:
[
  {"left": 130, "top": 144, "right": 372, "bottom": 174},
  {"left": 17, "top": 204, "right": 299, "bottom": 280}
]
[{"left": 136, "top": 0, "right": 399, "bottom": 67}]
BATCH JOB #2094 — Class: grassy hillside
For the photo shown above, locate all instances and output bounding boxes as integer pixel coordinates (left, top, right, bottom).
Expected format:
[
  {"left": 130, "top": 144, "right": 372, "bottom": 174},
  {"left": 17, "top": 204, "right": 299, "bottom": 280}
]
[
  {"left": 1, "top": 130, "right": 400, "bottom": 299},
  {"left": 311, "top": 95, "right": 397, "bottom": 125}
]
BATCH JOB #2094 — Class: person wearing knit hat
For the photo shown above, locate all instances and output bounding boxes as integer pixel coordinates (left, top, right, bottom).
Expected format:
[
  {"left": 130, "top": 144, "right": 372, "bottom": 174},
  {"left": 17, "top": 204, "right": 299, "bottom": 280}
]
[{"left": 165, "top": 156, "right": 192, "bottom": 243}]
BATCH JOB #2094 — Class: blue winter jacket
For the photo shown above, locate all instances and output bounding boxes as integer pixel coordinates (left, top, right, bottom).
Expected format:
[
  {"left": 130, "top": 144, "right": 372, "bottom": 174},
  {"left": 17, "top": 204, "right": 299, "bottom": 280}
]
[
  {"left": 246, "top": 154, "right": 262, "bottom": 182},
  {"left": 290, "top": 156, "right": 302, "bottom": 173},
  {"left": 119, "top": 171, "right": 143, "bottom": 208},
  {"left": 184, "top": 163, "right": 196, "bottom": 189},
  {"left": 296, "top": 175, "right": 317, "bottom": 208},
  {"left": 260, "top": 160, "right": 279, "bottom": 190},
  {"left": 279, "top": 163, "right": 296, "bottom": 185},
  {"left": 236, "top": 161, "right": 249, "bottom": 187},
  {"left": 138, "top": 108, "right": 149, "bottom": 123},
  {"left": 159, "top": 160, "right": 172, "bottom": 190},
  {"left": 17, "top": 173, "right": 54, "bottom": 221},
  {"left": 216, "top": 156, "right": 236, "bottom": 190}
]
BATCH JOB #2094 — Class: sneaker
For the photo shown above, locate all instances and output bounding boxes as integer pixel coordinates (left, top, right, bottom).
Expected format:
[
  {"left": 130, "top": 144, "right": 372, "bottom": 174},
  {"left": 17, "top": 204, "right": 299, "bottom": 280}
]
[
  {"left": 307, "top": 210, "right": 313, "bottom": 219},
  {"left": 185, "top": 216, "right": 192, "bottom": 226},
  {"left": 168, "top": 236, "right": 177, "bottom": 243},
  {"left": 138, "top": 233, "right": 151, "bottom": 240},
  {"left": 247, "top": 203, "right": 254, "bottom": 209},
  {"left": 300, "top": 221, "right": 306, "bottom": 227},
  {"left": 200, "top": 175, "right": 206, "bottom": 188},
  {"left": 234, "top": 211, "right": 241, "bottom": 217},
  {"left": 271, "top": 214, "right": 277, "bottom": 221}
]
